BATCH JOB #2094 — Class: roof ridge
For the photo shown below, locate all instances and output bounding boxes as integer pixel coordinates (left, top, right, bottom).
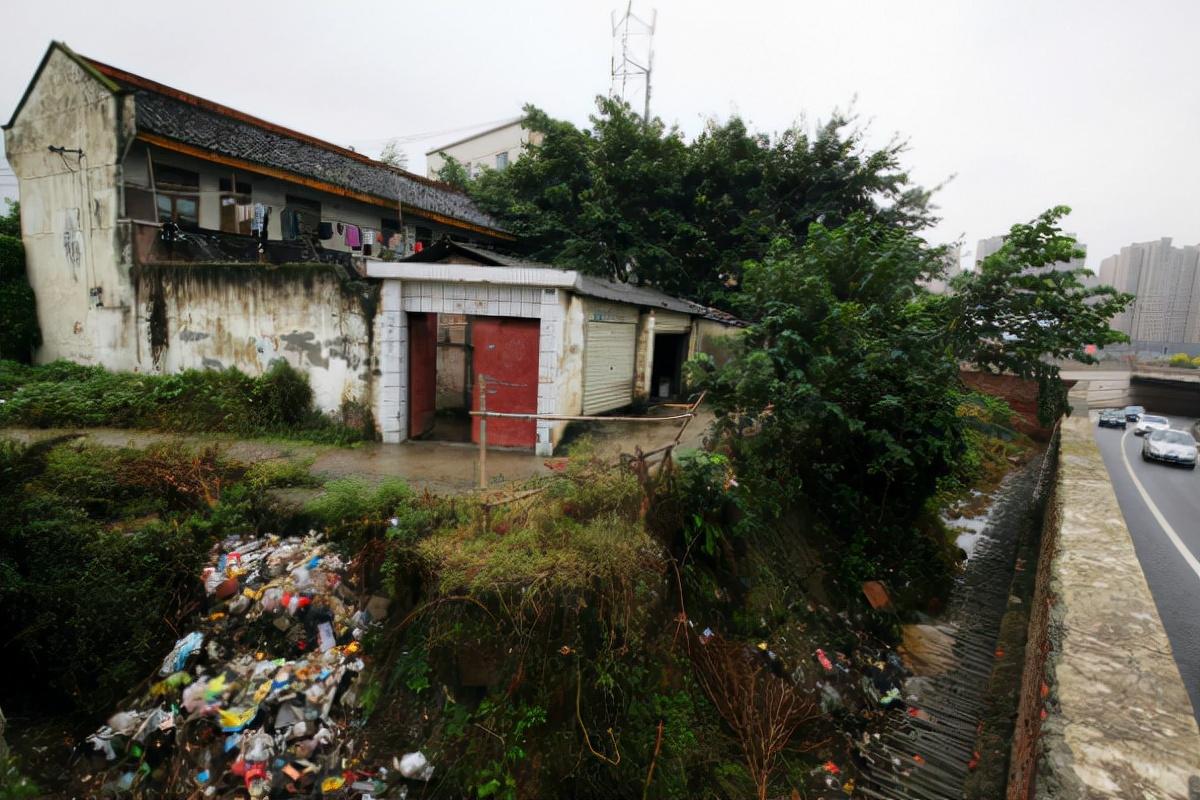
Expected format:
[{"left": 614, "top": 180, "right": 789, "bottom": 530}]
[{"left": 81, "top": 54, "right": 473, "bottom": 200}]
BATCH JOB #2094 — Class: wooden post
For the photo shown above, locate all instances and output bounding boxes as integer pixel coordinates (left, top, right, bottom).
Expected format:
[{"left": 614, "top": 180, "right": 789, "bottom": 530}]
[{"left": 478, "top": 375, "right": 487, "bottom": 490}]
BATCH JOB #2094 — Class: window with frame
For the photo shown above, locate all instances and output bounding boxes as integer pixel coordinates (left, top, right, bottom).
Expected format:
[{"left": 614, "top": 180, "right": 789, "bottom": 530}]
[
  {"left": 495, "top": 151, "right": 509, "bottom": 170},
  {"left": 219, "top": 175, "right": 253, "bottom": 235},
  {"left": 153, "top": 163, "right": 200, "bottom": 230}
]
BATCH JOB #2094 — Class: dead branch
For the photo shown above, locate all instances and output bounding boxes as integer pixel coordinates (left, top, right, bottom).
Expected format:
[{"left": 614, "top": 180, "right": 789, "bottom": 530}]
[{"left": 688, "top": 632, "right": 822, "bottom": 800}]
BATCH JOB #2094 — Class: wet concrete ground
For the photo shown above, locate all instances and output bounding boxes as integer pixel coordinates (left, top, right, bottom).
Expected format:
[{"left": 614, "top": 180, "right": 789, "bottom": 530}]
[{"left": 0, "top": 408, "right": 714, "bottom": 495}]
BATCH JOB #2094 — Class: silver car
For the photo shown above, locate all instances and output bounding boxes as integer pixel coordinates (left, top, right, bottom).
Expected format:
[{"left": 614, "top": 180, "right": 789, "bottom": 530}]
[
  {"left": 1142, "top": 429, "right": 1198, "bottom": 469},
  {"left": 1134, "top": 414, "right": 1170, "bottom": 436}
]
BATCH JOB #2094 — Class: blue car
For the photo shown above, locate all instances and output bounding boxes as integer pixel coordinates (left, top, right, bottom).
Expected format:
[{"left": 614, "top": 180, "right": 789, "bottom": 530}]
[{"left": 1124, "top": 405, "right": 1145, "bottom": 422}]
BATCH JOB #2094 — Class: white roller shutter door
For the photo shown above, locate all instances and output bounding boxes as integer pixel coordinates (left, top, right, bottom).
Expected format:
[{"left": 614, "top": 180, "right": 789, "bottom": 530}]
[
  {"left": 654, "top": 311, "right": 692, "bottom": 334},
  {"left": 583, "top": 320, "right": 637, "bottom": 414}
]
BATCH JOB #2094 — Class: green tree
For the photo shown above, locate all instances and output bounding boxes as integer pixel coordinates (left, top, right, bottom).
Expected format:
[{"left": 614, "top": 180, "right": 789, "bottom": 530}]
[
  {"left": 378, "top": 139, "right": 409, "bottom": 171},
  {"left": 0, "top": 227, "right": 39, "bottom": 363},
  {"left": 695, "top": 216, "right": 964, "bottom": 583},
  {"left": 944, "top": 206, "right": 1132, "bottom": 421},
  {"left": 695, "top": 208, "right": 1132, "bottom": 584},
  {"left": 465, "top": 100, "right": 936, "bottom": 305},
  {"left": 433, "top": 154, "right": 471, "bottom": 191},
  {"left": 0, "top": 200, "right": 18, "bottom": 238}
]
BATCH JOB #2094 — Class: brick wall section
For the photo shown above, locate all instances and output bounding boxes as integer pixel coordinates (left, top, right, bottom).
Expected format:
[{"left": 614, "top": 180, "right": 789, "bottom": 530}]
[
  {"left": 1006, "top": 427, "right": 1060, "bottom": 799},
  {"left": 959, "top": 370, "right": 1069, "bottom": 441}
]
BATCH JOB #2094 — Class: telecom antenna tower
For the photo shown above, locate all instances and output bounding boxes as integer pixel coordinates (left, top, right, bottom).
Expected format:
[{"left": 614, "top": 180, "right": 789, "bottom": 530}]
[{"left": 610, "top": 2, "right": 657, "bottom": 123}]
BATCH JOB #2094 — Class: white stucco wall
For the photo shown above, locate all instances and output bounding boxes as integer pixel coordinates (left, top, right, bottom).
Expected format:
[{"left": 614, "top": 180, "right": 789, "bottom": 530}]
[
  {"left": 425, "top": 121, "right": 542, "bottom": 178},
  {"left": 136, "top": 265, "right": 376, "bottom": 415},
  {"left": 4, "top": 46, "right": 137, "bottom": 369}
]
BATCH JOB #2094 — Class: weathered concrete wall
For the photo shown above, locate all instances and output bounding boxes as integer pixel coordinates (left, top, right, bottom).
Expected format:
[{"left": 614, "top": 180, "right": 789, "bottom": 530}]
[
  {"left": 4, "top": 46, "right": 138, "bottom": 369},
  {"left": 689, "top": 318, "right": 742, "bottom": 368},
  {"left": 547, "top": 291, "right": 585, "bottom": 451},
  {"left": 1010, "top": 416, "right": 1200, "bottom": 798},
  {"left": 135, "top": 264, "right": 377, "bottom": 415}
]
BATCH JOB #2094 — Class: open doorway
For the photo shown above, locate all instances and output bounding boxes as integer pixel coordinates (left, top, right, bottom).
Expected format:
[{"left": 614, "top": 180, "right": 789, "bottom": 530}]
[
  {"left": 650, "top": 332, "right": 689, "bottom": 401},
  {"left": 409, "top": 312, "right": 474, "bottom": 442},
  {"left": 407, "top": 313, "right": 540, "bottom": 448}
]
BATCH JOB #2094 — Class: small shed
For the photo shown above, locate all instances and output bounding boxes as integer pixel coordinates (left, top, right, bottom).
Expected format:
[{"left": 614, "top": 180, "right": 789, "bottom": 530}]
[{"left": 366, "top": 241, "right": 744, "bottom": 455}]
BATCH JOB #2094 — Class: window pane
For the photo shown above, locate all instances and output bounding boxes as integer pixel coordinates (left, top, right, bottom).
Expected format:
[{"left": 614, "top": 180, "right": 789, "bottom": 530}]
[{"left": 176, "top": 197, "right": 198, "bottom": 224}]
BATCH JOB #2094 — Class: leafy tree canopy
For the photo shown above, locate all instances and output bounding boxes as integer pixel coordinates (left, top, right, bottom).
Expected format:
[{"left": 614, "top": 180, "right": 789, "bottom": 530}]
[
  {"left": 0, "top": 199, "right": 18, "bottom": 238},
  {"left": 943, "top": 206, "right": 1132, "bottom": 420},
  {"left": 464, "top": 98, "right": 937, "bottom": 306},
  {"left": 694, "top": 208, "right": 1132, "bottom": 585}
]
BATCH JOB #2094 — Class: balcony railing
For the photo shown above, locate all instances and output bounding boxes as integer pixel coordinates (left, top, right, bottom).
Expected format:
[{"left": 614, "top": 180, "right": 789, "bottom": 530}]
[{"left": 127, "top": 220, "right": 364, "bottom": 272}]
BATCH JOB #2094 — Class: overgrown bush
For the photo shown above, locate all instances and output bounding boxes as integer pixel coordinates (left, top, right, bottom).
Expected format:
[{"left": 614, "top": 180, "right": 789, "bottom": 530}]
[
  {"left": 0, "top": 359, "right": 361, "bottom": 442},
  {"left": 0, "top": 441, "right": 282, "bottom": 717}
]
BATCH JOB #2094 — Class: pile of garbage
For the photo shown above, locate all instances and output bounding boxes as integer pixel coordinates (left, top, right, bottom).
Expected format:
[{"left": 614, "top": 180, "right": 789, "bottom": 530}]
[{"left": 76, "top": 532, "right": 427, "bottom": 798}]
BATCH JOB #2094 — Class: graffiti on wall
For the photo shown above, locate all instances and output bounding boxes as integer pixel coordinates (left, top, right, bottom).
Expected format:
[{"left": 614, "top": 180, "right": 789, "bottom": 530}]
[{"left": 61, "top": 207, "right": 82, "bottom": 280}]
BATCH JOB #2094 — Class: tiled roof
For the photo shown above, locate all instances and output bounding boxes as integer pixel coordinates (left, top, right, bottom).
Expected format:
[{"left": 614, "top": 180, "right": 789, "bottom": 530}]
[{"left": 83, "top": 57, "right": 505, "bottom": 235}]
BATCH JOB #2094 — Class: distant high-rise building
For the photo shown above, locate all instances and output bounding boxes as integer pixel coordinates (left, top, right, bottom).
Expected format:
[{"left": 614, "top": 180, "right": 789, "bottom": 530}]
[{"left": 1098, "top": 238, "right": 1200, "bottom": 344}]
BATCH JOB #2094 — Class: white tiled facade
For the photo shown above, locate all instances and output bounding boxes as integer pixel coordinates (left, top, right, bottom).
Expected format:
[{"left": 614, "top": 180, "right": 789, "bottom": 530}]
[{"left": 375, "top": 279, "right": 571, "bottom": 455}]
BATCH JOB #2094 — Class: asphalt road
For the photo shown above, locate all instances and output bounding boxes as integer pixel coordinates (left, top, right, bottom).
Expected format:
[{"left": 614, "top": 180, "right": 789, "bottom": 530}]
[{"left": 1093, "top": 413, "right": 1200, "bottom": 722}]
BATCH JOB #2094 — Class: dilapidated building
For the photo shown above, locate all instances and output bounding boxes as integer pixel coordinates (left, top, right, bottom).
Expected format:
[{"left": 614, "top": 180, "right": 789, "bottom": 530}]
[{"left": 4, "top": 42, "right": 742, "bottom": 454}]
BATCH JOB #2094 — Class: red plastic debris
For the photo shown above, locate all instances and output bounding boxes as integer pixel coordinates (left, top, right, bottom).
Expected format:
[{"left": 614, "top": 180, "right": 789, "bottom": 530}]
[
  {"left": 823, "top": 761, "right": 840, "bottom": 775},
  {"left": 912, "top": 754, "right": 925, "bottom": 765},
  {"left": 816, "top": 649, "right": 834, "bottom": 672},
  {"left": 967, "top": 751, "right": 980, "bottom": 770}
]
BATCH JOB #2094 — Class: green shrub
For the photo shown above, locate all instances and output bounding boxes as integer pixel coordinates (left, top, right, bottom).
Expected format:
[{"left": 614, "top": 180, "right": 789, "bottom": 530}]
[
  {"left": 0, "top": 440, "right": 280, "bottom": 718},
  {"left": 0, "top": 359, "right": 361, "bottom": 442}
]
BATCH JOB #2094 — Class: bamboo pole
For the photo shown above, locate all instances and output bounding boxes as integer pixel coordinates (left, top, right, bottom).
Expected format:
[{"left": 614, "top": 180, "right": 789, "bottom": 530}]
[{"left": 478, "top": 375, "right": 487, "bottom": 490}]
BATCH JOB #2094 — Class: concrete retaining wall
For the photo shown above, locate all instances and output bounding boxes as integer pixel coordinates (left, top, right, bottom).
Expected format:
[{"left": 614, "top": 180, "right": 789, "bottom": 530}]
[{"left": 1008, "top": 417, "right": 1200, "bottom": 798}]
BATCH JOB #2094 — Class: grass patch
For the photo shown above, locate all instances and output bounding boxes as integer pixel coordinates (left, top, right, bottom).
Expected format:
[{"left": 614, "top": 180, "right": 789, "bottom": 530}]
[
  {"left": 0, "top": 359, "right": 364, "bottom": 443},
  {"left": 417, "top": 451, "right": 660, "bottom": 598}
]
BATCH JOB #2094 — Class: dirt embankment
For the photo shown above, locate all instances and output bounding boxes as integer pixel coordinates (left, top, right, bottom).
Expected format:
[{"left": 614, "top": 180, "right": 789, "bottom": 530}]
[{"left": 960, "top": 371, "right": 1059, "bottom": 441}]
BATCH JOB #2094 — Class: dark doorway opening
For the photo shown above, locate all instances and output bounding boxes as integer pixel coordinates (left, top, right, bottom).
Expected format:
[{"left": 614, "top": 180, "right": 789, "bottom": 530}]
[
  {"left": 407, "top": 312, "right": 438, "bottom": 439},
  {"left": 408, "top": 314, "right": 540, "bottom": 448},
  {"left": 650, "top": 333, "right": 689, "bottom": 401},
  {"left": 410, "top": 313, "right": 475, "bottom": 443}
]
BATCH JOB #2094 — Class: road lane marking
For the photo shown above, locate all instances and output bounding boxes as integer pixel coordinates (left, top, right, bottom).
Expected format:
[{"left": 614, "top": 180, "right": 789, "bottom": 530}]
[{"left": 1120, "top": 428, "right": 1200, "bottom": 582}]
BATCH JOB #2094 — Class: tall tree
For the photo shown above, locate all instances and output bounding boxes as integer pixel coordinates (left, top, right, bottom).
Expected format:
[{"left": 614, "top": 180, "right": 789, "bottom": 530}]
[
  {"left": 466, "top": 100, "right": 937, "bottom": 306},
  {"left": 944, "top": 206, "right": 1132, "bottom": 421},
  {"left": 694, "top": 208, "right": 1132, "bottom": 583}
]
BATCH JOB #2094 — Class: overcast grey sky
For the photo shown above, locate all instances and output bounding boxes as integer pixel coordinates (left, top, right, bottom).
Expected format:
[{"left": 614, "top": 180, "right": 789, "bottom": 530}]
[{"left": 3, "top": 0, "right": 1198, "bottom": 269}]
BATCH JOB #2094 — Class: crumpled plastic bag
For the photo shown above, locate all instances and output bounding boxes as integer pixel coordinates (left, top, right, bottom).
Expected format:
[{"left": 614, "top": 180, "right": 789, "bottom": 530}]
[
  {"left": 398, "top": 751, "right": 435, "bottom": 781},
  {"left": 160, "top": 631, "right": 204, "bottom": 676}
]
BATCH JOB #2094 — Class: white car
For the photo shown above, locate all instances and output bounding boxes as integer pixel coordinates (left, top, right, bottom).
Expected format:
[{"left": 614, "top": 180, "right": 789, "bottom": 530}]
[
  {"left": 1134, "top": 414, "right": 1171, "bottom": 436},
  {"left": 1142, "top": 429, "right": 1198, "bottom": 469}
]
